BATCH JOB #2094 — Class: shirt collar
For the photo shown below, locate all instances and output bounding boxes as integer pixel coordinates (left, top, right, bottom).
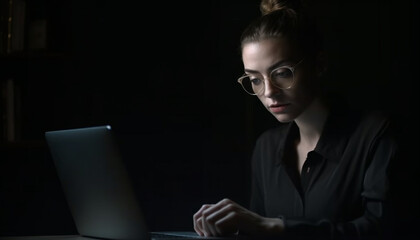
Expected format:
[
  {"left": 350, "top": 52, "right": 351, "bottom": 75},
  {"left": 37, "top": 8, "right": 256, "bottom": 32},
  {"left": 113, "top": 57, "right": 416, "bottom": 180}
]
[
  {"left": 275, "top": 104, "right": 357, "bottom": 165},
  {"left": 275, "top": 122, "right": 298, "bottom": 166},
  {"left": 313, "top": 109, "right": 353, "bottom": 163}
]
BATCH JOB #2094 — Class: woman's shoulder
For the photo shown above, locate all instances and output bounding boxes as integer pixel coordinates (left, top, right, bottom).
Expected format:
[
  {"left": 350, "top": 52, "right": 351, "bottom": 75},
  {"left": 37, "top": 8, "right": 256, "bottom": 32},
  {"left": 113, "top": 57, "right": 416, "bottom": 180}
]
[
  {"left": 358, "top": 109, "right": 391, "bottom": 130},
  {"left": 333, "top": 105, "right": 397, "bottom": 149},
  {"left": 326, "top": 93, "right": 393, "bottom": 136},
  {"left": 332, "top": 105, "right": 392, "bottom": 136}
]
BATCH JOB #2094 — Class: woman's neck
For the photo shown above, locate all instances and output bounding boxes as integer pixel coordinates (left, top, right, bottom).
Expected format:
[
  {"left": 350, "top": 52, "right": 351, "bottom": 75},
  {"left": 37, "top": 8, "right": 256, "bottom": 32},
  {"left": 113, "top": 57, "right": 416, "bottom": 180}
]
[{"left": 294, "top": 97, "right": 329, "bottom": 149}]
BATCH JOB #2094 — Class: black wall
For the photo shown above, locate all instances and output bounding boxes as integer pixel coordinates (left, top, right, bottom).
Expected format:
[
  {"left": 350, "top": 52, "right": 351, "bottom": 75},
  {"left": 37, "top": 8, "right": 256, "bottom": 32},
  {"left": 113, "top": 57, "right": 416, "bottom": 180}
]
[{"left": 1, "top": 0, "right": 419, "bottom": 237}]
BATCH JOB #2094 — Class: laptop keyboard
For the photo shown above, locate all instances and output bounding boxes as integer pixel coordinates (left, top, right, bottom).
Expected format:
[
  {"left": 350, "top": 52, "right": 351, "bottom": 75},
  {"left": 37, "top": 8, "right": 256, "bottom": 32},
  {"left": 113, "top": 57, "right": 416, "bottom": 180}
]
[
  {"left": 150, "top": 232, "right": 235, "bottom": 239},
  {"left": 151, "top": 232, "right": 204, "bottom": 239}
]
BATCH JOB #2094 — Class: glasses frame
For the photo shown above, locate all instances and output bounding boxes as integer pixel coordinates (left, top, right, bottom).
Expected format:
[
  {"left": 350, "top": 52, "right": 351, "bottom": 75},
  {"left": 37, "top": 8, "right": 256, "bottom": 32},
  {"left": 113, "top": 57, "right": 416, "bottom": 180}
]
[{"left": 237, "top": 58, "right": 305, "bottom": 96}]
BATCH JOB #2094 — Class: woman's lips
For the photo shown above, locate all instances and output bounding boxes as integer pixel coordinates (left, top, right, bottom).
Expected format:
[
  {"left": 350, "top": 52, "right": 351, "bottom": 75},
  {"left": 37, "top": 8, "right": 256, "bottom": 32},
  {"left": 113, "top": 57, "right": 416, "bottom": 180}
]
[{"left": 269, "top": 103, "right": 290, "bottom": 113}]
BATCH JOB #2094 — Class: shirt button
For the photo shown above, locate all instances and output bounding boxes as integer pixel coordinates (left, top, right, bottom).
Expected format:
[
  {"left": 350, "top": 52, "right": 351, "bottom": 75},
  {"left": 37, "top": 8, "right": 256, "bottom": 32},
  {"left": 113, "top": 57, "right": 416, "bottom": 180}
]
[{"left": 307, "top": 167, "right": 310, "bottom": 173}]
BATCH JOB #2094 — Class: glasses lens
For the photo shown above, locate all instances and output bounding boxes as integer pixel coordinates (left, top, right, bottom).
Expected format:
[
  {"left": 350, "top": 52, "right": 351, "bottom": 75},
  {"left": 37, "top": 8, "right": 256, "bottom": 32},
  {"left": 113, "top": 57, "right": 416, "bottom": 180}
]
[
  {"left": 270, "top": 67, "right": 294, "bottom": 89},
  {"left": 238, "top": 67, "right": 295, "bottom": 95},
  {"left": 240, "top": 76, "right": 263, "bottom": 95}
]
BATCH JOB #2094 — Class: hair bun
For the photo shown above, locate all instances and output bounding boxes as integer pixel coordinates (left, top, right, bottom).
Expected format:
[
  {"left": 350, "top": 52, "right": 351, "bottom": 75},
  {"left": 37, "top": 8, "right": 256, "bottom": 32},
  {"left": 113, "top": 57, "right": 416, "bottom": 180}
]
[{"left": 260, "top": 0, "right": 302, "bottom": 15}]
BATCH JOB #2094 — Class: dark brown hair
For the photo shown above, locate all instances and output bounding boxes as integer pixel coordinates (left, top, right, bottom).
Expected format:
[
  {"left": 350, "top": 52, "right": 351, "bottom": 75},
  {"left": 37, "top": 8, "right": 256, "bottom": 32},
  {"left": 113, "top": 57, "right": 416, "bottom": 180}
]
[{"left": 240, "top": 0, "right": 322, "bottom": 57}]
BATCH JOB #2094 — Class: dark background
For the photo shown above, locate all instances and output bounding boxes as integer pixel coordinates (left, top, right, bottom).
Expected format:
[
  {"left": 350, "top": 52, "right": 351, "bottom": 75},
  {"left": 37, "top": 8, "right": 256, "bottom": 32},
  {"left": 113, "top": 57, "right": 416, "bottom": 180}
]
[{"left": 1, "top": 0, "right": 419, "bottom": 238}]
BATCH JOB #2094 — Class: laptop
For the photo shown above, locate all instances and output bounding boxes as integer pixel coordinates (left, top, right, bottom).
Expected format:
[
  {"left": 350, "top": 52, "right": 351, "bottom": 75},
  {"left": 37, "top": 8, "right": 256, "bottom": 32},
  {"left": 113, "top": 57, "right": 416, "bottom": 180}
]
[{"left": 44, "top": 125, "right": 239, "bottom": 240}]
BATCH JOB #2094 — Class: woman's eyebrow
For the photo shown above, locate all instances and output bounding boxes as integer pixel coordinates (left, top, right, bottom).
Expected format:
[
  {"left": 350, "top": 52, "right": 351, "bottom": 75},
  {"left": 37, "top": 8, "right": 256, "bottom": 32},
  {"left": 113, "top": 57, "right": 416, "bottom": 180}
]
[{"left": 244, "top": 59, "right": 293, "bottom": 74}]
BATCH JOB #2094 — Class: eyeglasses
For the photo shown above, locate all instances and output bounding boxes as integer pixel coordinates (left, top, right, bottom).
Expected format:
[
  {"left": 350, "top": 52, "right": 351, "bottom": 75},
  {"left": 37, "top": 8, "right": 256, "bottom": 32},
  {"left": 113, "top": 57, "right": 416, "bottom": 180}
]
[{"left": 237, "top": 59, "right": 305, "bottom": 96}]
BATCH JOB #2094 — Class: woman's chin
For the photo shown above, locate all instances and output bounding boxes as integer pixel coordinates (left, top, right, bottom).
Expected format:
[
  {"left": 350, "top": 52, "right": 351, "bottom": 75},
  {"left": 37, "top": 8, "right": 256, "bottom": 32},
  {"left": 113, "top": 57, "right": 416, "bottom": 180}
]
[{"left": 273, "top": 113, "right": 295, "bottom": 123}]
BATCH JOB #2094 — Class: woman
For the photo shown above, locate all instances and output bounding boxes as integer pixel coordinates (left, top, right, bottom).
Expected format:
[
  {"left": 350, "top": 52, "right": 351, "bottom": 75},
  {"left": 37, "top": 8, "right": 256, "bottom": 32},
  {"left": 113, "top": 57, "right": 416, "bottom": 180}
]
[{"left": 193, "top": 0, "right": 397, "bottom": 239}]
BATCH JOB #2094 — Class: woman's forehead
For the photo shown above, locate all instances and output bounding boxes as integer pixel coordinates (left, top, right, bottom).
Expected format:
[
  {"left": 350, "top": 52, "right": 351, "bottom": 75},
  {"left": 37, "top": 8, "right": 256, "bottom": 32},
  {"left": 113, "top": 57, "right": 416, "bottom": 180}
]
[{"left": 242, "top": 38, "right": 296, "bottom": 71}]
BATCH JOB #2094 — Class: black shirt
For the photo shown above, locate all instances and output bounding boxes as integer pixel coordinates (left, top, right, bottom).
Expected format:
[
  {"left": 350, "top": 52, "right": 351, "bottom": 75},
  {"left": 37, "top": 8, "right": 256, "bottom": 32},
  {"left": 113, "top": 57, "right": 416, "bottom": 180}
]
[{"left": 249, "top": 106, "right": 398, "bottom": 240}]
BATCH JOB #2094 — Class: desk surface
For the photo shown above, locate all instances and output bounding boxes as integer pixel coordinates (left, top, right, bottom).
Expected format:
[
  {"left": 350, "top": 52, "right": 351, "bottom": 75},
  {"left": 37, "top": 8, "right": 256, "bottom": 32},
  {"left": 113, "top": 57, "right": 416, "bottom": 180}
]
[
  {"left": 0, "top": 236, "right": 93, "bottom": 240},
  {"left": 0, "top": 233, "right": 269, "bottom": 240},
  {"left": 0, "top": 234, "right": 231, "bottom": 240},
  {"left": 0, "top": 234, "right": 242, "bottom": 240}
]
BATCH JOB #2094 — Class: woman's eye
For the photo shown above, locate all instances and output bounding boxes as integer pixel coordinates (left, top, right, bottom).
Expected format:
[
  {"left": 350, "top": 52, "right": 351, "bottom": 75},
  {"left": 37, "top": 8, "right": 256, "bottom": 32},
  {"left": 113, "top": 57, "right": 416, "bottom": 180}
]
[
  {"left": 250, "top": 77, "right": 262, "bottom": 85},
  {"left": 273, "top": 68, "right": 293, "bottom": 79}
]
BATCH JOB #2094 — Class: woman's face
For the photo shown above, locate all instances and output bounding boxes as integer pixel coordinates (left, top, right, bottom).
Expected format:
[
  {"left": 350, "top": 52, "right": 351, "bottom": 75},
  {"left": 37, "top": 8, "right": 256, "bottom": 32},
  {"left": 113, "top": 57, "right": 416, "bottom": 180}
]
[{"left": 241, "top": 37, "right": 319, "bottom": 122}]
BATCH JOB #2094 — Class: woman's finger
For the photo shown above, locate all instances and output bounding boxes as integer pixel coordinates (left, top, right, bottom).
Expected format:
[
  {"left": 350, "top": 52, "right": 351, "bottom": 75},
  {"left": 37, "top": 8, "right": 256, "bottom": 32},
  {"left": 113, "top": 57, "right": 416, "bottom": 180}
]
[{"left": 193, "top": 204, "right": 212, "bottom": 236}]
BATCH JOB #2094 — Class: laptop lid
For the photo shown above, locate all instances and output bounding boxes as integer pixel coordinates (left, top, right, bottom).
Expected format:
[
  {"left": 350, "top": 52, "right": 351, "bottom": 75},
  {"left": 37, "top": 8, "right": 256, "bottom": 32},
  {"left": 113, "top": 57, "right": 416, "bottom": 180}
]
[
  {"left": 45, "top": 125, "right": 240, "bottom": 240},
  {"left": 45, "top": 125, "right": 149, "bottom": 240}
]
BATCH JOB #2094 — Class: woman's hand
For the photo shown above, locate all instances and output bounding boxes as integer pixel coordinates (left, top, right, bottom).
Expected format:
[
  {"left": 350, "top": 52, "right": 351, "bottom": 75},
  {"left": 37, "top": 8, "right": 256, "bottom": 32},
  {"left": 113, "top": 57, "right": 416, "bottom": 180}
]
[{"left": 193, "top": 198, "right": 284, "bottom": 237}]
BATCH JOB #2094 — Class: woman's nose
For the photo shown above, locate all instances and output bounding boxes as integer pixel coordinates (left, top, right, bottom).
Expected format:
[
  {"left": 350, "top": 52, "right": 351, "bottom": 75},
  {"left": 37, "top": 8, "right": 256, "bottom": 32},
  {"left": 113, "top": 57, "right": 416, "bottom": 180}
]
[{"left": 263, "top": 78, "right": 280, "bottom": 98}]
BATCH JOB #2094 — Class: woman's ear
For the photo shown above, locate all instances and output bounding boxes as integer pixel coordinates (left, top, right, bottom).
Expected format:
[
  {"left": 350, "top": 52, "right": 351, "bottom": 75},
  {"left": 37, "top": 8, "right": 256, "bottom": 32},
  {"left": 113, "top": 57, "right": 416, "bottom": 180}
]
[{"left": 316, "top": 51, "right": 328, "bottom": 77}]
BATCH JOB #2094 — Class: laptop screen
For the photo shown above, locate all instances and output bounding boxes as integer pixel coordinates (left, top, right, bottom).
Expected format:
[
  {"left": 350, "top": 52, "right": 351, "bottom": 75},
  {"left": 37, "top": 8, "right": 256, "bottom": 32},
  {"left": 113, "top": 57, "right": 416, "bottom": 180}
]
[{"left": 45, "top": 125, "right": 149, "bottom": 240}]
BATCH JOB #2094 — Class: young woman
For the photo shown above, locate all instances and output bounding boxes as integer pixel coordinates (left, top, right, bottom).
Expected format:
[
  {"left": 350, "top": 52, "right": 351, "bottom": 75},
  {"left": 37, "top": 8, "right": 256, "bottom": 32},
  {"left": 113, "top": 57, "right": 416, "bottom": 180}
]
[{"left": 193, "top": 0, "right": 398, "bottom": 239}]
